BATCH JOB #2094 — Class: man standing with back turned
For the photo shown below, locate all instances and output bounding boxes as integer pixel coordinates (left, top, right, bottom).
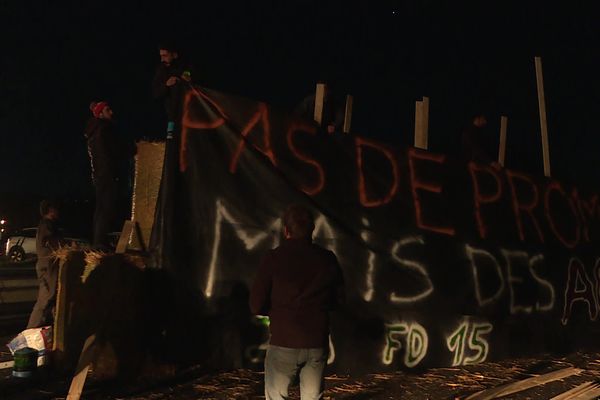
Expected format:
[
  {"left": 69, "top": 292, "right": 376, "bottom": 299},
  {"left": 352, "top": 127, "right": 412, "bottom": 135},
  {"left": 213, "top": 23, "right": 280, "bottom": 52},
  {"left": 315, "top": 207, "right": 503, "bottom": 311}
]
[{"left": 250, "top": 205, "right": 344, "bottom": 400}]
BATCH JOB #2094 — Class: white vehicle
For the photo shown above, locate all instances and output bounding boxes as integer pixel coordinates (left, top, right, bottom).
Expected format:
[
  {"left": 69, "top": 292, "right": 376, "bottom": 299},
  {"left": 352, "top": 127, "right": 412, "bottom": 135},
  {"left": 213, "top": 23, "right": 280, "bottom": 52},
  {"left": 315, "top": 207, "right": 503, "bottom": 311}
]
[
  {"left": 5, "top": 228, "right": 90, "bottom": 262},
  {"left": 5, "top": 227, "right": 37, "bottom": 261}
]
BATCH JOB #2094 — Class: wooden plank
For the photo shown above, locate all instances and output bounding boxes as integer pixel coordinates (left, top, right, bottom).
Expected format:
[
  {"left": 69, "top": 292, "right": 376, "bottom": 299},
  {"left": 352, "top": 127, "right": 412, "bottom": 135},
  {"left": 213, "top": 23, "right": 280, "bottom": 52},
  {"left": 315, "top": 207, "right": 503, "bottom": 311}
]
[
  {"left": 420, "top": 96, "right": 429, "bottom": 150},
  {"left": 498, "top": 115, "right": 508, "bottom": 166},
  {"left": 343, "top": 95, "right": 353, "bottom": 134},
  {"left": 67, "top": 362, "right": 91, "bottom": 397},
  {"left": 115, "top": 220, "right": 134, "bottom": 254},
  {"left": 466, "top": 367, "right": 582, "bottom": 400},
  {"left": 414, "top": 100, "right": 424, "bottom": 149},
  {"left": 535, "top": 56, "right": 551, "bottom": 177},
  {"left": 53, "top": 258, "right": 69, "bottom": 353},
  {"left": 314, "top": 83, "right": 326, "bottom": 126},
  {"left": 571, "top": 387, "right": 600, "bottom": 400},
  {"left": 0, "top": 360, "right": 14, "bottom": 370},
  {"left": 66, "top": 334, "right": 97, "bottom": 400},
  {"left": 551, "top": 381, "right": 599, "bottom": 400},
  {"left": 133, "top": 221, "right": 147, "bottom": 253}
]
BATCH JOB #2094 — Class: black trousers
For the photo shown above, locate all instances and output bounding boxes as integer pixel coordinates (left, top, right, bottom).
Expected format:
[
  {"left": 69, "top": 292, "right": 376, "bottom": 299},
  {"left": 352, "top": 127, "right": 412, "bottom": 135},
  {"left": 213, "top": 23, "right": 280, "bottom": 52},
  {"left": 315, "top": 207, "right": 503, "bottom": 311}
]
[{"left": 93, "top": 176, "right": 118, "bottom": 247}]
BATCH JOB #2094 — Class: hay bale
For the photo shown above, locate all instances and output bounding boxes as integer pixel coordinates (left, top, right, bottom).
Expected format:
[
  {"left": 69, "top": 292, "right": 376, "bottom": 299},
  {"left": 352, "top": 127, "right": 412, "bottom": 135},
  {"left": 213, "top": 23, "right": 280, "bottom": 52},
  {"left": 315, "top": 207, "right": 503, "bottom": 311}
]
[
  {"left": 54, "top": 250, "right": 147, "bottom": 380},
  {"left": 53, "top": 249, "right": 218, "bottom": 382},
  {"left": 131, "top": 141, "right": 165, "bottom": 251}
]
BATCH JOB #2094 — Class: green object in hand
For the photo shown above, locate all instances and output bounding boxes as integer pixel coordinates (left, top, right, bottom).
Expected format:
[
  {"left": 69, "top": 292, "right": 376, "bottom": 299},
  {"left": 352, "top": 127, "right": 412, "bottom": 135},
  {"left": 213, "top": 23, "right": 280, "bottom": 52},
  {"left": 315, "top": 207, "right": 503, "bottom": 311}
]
[
  {"left": 182, "top": 70, "right": 191, "bottom": 79},
  {"left": 256, "top": 316, "right": 270, "bottom": 327}
]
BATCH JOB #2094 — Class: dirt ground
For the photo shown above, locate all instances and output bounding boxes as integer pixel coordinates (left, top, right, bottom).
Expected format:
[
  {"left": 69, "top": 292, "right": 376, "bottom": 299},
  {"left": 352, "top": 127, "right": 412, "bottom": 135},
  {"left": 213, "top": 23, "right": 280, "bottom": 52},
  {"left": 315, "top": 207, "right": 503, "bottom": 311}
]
[
  {"left": 2, "top": 351, "right": 597, "bottom": 400},
  {"left": 112, "top": 352, "right": 600, "bottom": 400}
]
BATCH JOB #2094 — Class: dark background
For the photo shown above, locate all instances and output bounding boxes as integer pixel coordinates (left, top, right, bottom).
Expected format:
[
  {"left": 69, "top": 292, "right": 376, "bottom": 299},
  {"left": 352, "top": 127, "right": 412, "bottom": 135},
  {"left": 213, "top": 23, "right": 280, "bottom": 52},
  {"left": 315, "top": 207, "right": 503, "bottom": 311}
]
[{"left": 0, "top": 0, "right": 598, "bottom": 228}]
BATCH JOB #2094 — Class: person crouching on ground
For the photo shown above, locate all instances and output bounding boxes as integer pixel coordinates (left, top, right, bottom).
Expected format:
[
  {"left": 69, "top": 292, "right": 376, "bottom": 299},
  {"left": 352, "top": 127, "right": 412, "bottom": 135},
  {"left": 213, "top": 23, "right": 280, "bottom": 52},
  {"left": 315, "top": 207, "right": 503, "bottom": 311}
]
[{"left": 250, "top": 204, "right": 345, "bottom": 400}]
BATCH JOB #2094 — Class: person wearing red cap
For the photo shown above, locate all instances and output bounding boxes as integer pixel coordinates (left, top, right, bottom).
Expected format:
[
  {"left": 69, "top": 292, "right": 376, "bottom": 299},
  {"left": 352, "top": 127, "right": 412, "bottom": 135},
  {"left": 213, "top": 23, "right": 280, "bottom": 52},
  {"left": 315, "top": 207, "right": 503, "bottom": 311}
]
[
  {"left": 84, "top": 101, "right": 133, "bottom": 248},
  {"left": 90, "top": 101, "right": 113, "bottom": 119}
]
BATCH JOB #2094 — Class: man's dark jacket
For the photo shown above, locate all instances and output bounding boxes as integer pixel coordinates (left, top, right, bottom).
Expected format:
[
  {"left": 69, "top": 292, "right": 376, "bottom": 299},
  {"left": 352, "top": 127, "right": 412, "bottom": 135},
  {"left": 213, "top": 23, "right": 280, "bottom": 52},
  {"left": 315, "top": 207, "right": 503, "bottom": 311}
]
[
  {"left": 249, "top": 238, "right": 344, "bottom": 348},
  {"left": 84, "top": 118, "right": 132, "bottom": 183},
  {"left": 152, "top": 59, "right": 192, "bottom": 122}
]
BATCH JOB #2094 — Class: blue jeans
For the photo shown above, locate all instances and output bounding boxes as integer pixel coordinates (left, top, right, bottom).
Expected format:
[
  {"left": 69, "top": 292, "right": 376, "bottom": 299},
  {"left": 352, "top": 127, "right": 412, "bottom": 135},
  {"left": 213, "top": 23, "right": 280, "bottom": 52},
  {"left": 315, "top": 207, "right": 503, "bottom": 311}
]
[{"left": 265, "top": 345, "right": 327, "bottom": 400}]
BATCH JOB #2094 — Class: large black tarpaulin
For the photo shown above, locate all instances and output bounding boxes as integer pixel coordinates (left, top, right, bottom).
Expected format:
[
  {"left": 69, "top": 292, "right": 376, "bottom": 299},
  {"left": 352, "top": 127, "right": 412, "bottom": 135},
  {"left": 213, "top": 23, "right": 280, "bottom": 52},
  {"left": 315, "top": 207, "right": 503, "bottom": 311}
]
[{"left": 151, "top": 85, "right": 600, "bottom": 372}]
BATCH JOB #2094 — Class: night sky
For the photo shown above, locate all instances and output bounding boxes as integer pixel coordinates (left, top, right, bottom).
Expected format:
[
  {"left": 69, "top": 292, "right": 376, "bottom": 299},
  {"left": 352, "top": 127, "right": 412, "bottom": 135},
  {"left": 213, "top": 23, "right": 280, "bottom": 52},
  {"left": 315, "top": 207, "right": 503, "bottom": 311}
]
[{"left": 0, "top": 1, "right": 598, "bottom": 200}]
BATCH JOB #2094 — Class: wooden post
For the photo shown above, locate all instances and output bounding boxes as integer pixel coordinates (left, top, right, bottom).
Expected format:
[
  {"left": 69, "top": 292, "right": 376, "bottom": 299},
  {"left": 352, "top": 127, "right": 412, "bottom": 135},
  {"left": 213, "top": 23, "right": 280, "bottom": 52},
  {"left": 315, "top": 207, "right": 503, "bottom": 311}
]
[
  {"left": 115, "top": 220, "right": 134, "bottom": 254},
  {"left": 133, "top": 221, "right": 147, "bottom": 253},
  {"left": 314, "top": 83, "right": 326, "bottom": 126},
  {"left": 498, "top": 115, "right": 508, "bottom": 167},
  {"left": 53, "top": 257, "right": 69, "bottom": 355},
  {"left": 421, "top": 96, "right": 429, "bottom": 150},
  {"left": 414, "top": 100, "right": 426, "bottom": 149},
  {"left": 343, "top": 95, "right": 353, "bottom": 134},
  {"left": 534, "top": 57, "right": 551, "bottom": 177},
  {"left": 414, "top": 100, "right": 423, "bottom": 148},
  {"left": 66, "top": 334, "right": 97, "bottom": 400}
]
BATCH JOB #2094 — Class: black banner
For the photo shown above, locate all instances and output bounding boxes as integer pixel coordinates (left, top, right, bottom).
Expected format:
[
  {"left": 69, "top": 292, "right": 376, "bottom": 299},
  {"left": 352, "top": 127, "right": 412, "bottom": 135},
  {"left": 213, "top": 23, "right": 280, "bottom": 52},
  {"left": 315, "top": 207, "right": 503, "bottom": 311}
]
[{"left": 152, "top": 86, "right": 600, "bottom": 373}]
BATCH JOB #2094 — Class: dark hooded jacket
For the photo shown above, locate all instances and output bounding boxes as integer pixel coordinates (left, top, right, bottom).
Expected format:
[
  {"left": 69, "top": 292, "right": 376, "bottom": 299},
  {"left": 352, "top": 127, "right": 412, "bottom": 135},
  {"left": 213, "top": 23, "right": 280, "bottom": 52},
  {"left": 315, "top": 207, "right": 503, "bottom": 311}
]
[
  {"left": 84, "top": 118, "right": 132, "bottom": 183},
  {"left": 249, "top": 238, "right": 345, "bottom": 348},
  {"left": 152, "top": 58, "right": 193, "bottom": 122}
]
